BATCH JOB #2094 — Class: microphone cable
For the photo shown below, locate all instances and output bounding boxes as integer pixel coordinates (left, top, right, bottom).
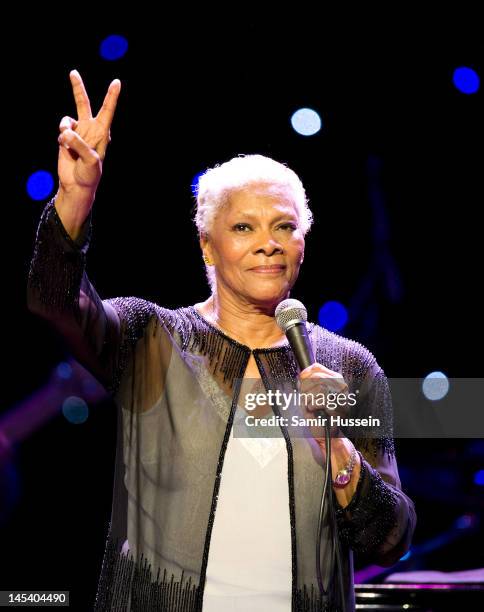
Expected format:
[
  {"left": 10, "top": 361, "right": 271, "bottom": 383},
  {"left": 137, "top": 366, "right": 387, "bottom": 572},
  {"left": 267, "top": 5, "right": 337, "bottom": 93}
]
[{"left": 315, "top": 422, "right": 347, "bottom": 612}]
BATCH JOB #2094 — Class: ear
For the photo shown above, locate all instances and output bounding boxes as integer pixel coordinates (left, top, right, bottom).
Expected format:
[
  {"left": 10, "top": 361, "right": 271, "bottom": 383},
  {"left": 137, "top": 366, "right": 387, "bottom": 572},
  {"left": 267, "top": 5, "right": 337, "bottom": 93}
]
[{"left": 199, "top": 232, "right": 212, "bottom": 260}]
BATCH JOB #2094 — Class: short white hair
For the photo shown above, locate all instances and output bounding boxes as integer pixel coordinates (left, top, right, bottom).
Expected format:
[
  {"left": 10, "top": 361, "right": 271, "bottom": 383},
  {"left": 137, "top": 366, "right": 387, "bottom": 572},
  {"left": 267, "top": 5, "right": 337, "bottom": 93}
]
[{"left": 193, "top": 154, "right": 314, "bottom": 291}]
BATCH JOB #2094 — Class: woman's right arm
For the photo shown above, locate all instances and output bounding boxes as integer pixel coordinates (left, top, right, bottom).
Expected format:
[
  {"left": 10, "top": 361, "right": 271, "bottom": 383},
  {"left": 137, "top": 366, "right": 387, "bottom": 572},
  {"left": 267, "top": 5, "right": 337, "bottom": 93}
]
[
  {"left": 27, "top": 70, "right": 124, "bottom": 394},
  {"left": 27, "top": 192, "right": 123, "bottom": 394}
]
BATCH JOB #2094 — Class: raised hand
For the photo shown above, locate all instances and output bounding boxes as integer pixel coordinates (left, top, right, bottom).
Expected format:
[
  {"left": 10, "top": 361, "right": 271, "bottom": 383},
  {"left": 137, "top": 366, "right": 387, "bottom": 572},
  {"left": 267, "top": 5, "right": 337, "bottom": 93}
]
[{"left": 55, "top": 70, "right": 121, "bottom": 237}]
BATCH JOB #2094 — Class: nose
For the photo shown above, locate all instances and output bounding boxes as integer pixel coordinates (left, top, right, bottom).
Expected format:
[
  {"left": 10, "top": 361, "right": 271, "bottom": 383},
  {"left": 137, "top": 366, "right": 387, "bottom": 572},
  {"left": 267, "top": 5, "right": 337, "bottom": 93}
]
[{"left": 254, "top": 229, "right": 284, "bottom": 256}]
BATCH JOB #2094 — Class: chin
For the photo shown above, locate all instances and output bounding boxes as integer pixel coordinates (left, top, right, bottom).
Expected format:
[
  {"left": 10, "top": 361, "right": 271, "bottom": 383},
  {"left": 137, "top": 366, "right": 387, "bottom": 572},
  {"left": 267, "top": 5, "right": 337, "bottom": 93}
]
[{"left": 245, "top": 282, "right": 291, "bottom": 306}]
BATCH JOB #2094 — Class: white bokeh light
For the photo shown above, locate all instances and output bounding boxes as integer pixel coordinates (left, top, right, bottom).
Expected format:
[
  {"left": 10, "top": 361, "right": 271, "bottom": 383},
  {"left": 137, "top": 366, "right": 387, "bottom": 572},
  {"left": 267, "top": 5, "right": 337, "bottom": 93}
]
[
  {"left": 290, "top": 108, "right": 322, "bottom": 136},
  {"left": 422, "top": 371, "right": 450, "bottom": 401}
]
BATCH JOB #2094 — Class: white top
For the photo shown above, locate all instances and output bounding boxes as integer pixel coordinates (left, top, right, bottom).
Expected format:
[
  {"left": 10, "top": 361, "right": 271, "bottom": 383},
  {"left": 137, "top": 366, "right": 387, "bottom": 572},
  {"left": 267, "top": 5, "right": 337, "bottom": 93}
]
[{"left": 202, "top": 407, "right": 292, "bottom": 611}]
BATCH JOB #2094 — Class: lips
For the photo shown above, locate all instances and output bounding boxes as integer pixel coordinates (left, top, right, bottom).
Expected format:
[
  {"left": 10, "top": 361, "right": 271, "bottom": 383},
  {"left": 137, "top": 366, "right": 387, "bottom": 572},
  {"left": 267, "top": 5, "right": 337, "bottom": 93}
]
[{"left": 249, "top": 265, "right": 286, "bottom": 271}]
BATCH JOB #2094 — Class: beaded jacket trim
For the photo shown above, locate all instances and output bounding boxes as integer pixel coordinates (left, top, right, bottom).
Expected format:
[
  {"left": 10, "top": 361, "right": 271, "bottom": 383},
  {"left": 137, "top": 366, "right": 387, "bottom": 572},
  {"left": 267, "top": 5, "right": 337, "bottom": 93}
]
[{"left": 103, "top": 298, "right": 395, "bottom": 459}]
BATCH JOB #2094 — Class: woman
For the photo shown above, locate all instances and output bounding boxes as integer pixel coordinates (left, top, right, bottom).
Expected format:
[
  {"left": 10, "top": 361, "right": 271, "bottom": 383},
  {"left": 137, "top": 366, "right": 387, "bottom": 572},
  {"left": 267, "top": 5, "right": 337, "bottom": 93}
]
[{"left": 27, "top": 71, "right": 416, "bottom": 612}]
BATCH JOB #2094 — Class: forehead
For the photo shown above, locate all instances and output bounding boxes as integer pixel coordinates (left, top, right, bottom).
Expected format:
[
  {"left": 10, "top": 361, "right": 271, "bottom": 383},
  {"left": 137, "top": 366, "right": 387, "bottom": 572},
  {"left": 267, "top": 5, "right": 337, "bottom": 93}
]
[{"left": 225, "top": 183, "right": 298, "bottom": 217}]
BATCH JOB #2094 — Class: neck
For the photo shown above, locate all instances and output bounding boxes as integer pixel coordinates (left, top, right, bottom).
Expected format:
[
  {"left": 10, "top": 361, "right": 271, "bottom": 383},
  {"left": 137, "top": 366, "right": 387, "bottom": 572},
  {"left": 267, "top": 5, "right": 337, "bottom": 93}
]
[{"left": 196, "top": 291, "right": 288, "bottom": 349}]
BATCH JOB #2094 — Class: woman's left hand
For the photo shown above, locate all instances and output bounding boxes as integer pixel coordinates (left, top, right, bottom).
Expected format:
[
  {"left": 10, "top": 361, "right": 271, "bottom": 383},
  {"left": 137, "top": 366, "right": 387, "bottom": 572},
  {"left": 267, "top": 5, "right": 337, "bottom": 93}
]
[{"left": 298, "top": 362, "right": 350, "bottom": 446}]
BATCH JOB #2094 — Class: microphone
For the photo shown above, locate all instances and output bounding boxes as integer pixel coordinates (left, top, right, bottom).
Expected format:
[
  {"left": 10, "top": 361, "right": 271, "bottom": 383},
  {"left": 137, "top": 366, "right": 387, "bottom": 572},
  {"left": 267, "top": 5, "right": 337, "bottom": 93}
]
[
  {"left": 276, "top": 298, "right": 345, "bottom": 610},
  {"left": 275, "top": 298, "right": 315, "bottom": 370}
]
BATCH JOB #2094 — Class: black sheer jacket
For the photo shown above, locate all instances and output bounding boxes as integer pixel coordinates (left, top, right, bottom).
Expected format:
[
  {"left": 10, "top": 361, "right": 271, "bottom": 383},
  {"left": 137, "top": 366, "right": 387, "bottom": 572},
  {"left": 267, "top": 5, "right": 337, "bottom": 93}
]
[{"left": 27, "top": 197, "right": 416, "bottom": 611}]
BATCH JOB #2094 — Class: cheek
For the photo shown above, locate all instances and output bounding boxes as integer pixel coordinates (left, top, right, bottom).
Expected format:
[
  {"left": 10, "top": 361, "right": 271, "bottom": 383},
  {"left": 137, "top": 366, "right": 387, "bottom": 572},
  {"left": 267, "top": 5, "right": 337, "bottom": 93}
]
[
  {"left": 215, "top": 238, "right": 248, "bottom": 267},
  {"left": 287, "top": 238, "right": 305, "bottom": 260}
]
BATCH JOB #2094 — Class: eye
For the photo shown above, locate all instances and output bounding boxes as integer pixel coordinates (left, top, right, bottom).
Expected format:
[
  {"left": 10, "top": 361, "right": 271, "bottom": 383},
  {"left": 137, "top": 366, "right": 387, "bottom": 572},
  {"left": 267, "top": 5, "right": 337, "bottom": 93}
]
[
  {"left": 279, "top": 223, "right": 297, "bottom": 231},
  {"left": 233, "top": 223, "right": 252, "bottom": 232}
]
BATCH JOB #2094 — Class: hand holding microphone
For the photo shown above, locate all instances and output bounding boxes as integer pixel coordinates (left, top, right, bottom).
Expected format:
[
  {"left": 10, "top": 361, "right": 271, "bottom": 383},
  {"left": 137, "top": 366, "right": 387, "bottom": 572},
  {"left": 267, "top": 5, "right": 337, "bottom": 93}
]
[
  {"left": 298, "top": 362, "right": 350, "bottom": 445},
  {"left": 275, "top": 299, "right": 350, "bottom": 446}
]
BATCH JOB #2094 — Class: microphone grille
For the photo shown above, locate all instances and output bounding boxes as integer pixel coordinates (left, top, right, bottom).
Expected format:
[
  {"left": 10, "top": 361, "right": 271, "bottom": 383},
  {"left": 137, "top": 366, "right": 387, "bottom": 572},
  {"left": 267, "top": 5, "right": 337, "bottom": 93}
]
[{"left": 275, "top": 299, "right": 308, "bottom": 332}]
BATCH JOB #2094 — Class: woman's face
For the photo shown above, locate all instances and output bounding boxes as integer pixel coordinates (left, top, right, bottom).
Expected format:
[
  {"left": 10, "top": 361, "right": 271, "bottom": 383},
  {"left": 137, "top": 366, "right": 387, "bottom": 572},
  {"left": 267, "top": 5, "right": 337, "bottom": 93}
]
[{"left": 201, "top": 182, "right": 305, "bottom": 308}]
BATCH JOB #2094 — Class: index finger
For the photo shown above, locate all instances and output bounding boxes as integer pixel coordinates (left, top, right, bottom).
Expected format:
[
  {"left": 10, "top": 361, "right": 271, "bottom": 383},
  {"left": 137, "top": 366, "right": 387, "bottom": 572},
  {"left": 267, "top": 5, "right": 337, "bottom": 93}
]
[
  {"left": 69, "top": 70, "right": 92, "bottom": 120},
  {"left": 96, "top": 79, "right": 121, "bottom": 128},
  {"left": 299, "top": 363, "right": 339, "bottom": 379}
]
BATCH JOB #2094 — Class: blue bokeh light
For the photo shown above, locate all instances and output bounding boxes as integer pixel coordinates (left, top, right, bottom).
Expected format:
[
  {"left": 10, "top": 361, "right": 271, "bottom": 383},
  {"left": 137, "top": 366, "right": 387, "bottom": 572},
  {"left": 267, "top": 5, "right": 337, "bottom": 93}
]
[
  {"left": 399, "top": 550, "right": 412, "bottom": 561},
  {"left": 56, "top": 362, "right": 73, "bottom": 380},
  {"left": 455, "top": 514, "right": 475, "bottom": 529},
  {"left": 191, "top": 171, "right": 204, "bottom": 197},
  {"left": 82, "top": 378, "right": 101, "bottom": 396},
  {"left": 26, "top": 170, "right": 54, "bottom": 201},
  {"left": 100, "top": 35, "right": 128, "bottom": 61},
  {"left": 453, "top": 67, "right": 480, "bottom": 94},
  {"left": 62, "top": 396, "right": 89, "bottom": 424},
  {"left": 474, "top": 470, "right": 484, "bottom": 486},
  {"left": 318, "top": 301, "right": 348, "bottom": 332},
  {"left": 290, "top": 108, "right": 322, "bottom": 136},
  {"left": 422, "top": 371, "right": 450, "bottom": 401}
]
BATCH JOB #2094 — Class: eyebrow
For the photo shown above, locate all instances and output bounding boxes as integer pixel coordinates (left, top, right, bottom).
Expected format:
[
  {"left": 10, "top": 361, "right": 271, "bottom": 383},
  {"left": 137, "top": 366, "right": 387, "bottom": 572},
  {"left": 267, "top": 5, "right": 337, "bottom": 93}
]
[{"left": 231, "top": 212, "right": 298, "bottom": 222}]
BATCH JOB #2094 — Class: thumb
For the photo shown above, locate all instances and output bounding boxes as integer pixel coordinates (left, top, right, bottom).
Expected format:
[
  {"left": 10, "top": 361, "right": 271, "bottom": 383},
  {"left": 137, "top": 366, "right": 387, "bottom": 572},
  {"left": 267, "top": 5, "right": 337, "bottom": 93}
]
[{"left": 58, "top": 129, "right": 100, "bottom": 165}]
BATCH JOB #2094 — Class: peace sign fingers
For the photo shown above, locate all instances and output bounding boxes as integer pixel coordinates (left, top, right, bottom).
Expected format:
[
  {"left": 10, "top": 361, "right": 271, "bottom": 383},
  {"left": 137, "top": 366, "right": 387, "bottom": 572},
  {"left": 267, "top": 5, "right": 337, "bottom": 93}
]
[
  {"left": 69, "top": 70, "right": 92, "bottom": 120},
  {"left": 96, "top": 79, "right": 122, "bottom": 129}
]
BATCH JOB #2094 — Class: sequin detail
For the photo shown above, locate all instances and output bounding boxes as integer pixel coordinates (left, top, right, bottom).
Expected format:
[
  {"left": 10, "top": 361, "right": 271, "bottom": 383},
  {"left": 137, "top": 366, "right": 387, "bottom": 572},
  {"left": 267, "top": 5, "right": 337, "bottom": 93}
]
[
  {"left": 94, "top": 524, "right": 342, "bottom": 611},
  {"left": 94, "top": 524, "right": 200, "bottom": 611},
  {"left": 335, "top": 457, "right": 399, "bottom": 555},
  {"left": 295, "top": 584, "right": 341, "bottom": 611},
  {"left": 27, "top": 196, "right": 93, "bottom": 325},
  {"left": 103, "top": 296, "right": 159, "bottom": 396}
]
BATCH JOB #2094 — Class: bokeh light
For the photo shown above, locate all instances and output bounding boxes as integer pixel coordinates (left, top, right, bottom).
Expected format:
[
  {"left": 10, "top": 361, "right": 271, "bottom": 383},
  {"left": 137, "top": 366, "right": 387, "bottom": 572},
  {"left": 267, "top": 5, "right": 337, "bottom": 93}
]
[
  {"left": 290, "top": 108, "right": 322, "bottom": 136},
  {"left": 62, "top": 396, "right": 89, "bottom": 424},
  {"left": 26, "top": 170, "right": 54, "bottom": 201},
  {"left": 452, "top": 66, "right": 480, "bottom": 94},
  {"left": 191, "top": 171, "right": 204, "bottom": 197},
  {"left": 422, "top": 371, "right": 450, "bottom": 401},
  {"left": 56, "top": 362, "right": 73, "bottom": 380},
  {"left": 100, "top": 34, "right": 128, "bottom": 61},
  {"left": 474, "top": 470, "right": 484, "bottom": 486},
  {"left": 318, "top": 301, "right": 348, "bottom": 332}
]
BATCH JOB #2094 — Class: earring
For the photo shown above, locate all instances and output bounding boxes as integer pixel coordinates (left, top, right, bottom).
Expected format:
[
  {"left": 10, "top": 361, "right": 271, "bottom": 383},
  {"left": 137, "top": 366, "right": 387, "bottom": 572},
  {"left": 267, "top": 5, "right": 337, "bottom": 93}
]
[{"left": 203, "top": 254, "right": 214, "bottom": 266}]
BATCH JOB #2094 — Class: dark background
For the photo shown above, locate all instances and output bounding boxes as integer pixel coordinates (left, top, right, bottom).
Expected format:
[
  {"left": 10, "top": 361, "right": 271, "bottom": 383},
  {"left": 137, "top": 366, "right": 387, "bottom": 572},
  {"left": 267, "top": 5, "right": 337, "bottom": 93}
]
[{"left": 1, "top": 12, "right": 483, "bottom": 610}]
